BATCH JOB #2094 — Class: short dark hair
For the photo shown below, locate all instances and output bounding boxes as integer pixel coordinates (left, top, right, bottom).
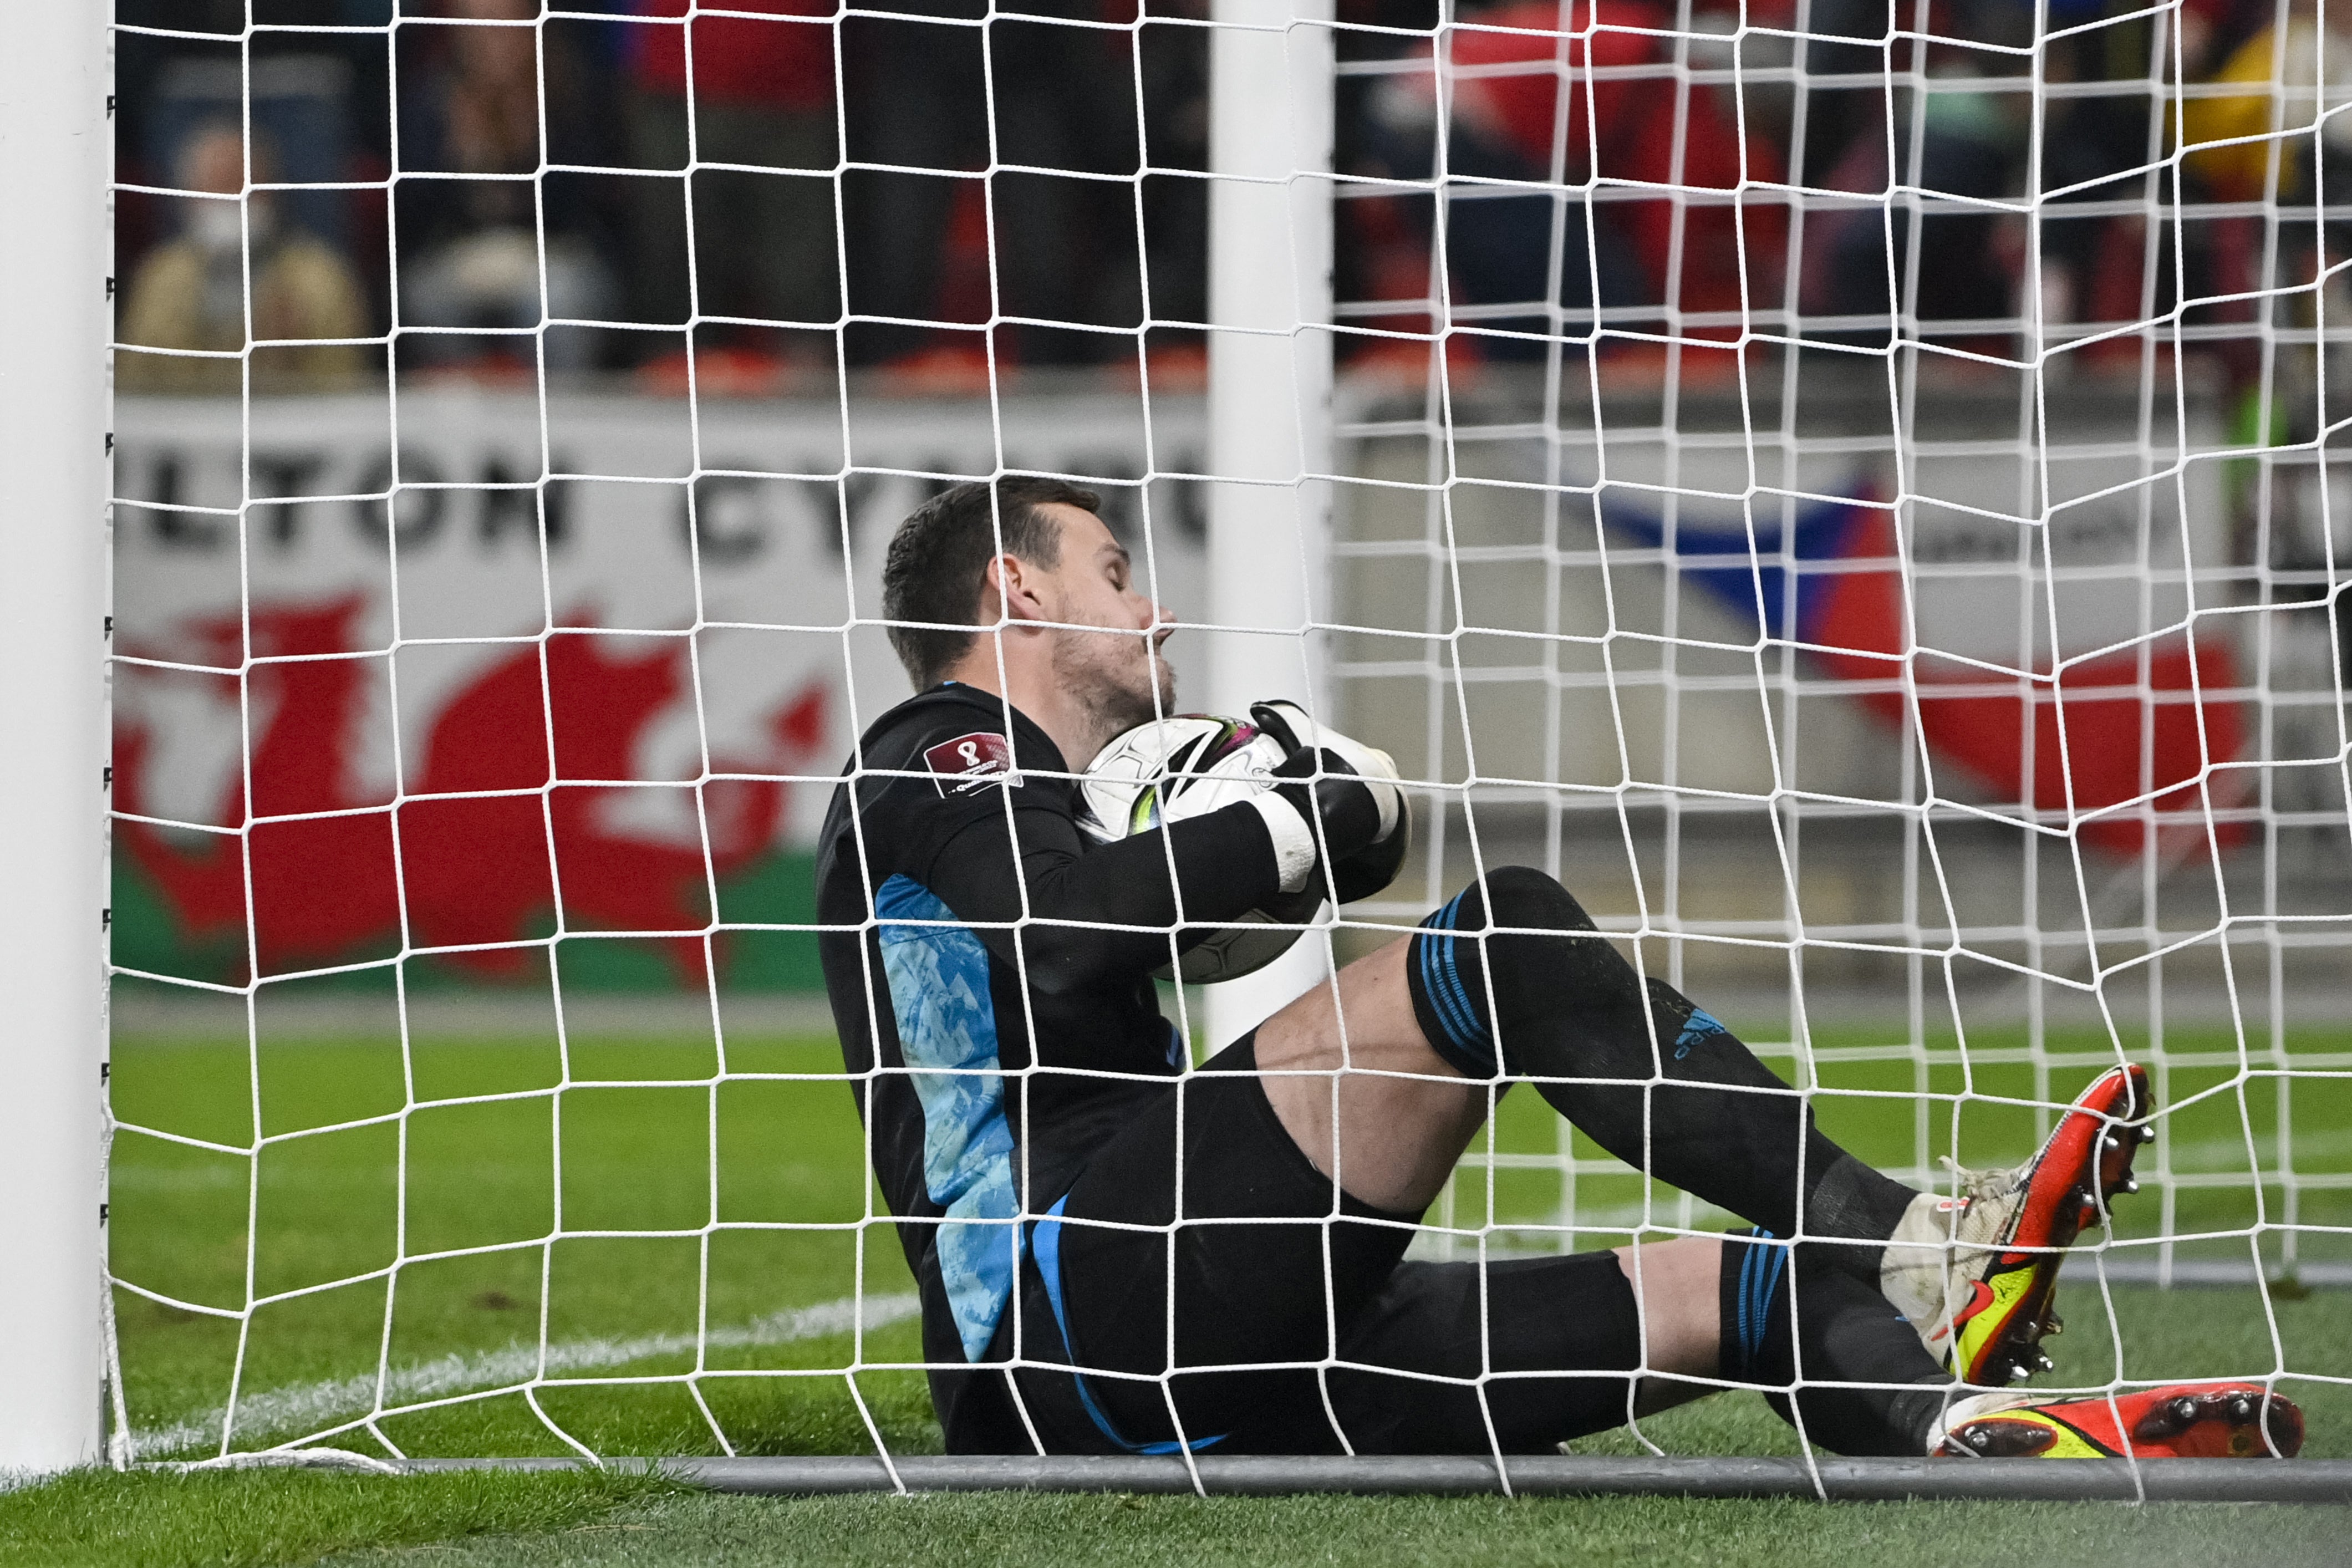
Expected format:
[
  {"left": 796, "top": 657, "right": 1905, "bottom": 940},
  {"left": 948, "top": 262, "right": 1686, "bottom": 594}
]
[{"left": 881, "top": 476, "right": 1103, "bottom": 689}]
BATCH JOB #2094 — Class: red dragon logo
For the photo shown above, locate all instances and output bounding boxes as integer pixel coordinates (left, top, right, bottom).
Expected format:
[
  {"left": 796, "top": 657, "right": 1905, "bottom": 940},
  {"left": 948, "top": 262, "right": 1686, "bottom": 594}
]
[{"left": 114, "top": 596, "right": 830, "bottom": 985}]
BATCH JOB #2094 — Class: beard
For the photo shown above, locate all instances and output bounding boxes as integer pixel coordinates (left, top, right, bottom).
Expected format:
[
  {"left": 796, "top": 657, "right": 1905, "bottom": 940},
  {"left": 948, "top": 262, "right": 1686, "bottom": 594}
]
[{"left": 1053, "top": 623, "right": 1175, "bottom": 749}]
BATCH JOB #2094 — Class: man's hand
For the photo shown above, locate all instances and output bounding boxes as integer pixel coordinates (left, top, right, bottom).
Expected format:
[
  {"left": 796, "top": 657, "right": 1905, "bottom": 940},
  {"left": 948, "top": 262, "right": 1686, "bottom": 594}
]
[{"left": 1250, "top": 700, "right": 1411, "bottom": 904}]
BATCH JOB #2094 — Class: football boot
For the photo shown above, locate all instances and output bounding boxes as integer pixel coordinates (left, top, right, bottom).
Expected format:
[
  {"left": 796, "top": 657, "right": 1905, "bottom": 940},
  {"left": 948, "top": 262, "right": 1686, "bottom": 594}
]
[
  {"left": 1882, "top": 1063, "right": 2152, "bottom": 1385},
  {"left": 1932, "top": 1381, "right": 2304, "bottom": 1459}
]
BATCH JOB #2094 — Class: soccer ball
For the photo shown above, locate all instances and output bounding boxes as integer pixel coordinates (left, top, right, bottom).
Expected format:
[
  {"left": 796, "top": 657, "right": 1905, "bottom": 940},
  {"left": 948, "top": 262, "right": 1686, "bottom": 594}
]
[{"left": 1078, "top": 714, "right": 1322, "bottom": 984}]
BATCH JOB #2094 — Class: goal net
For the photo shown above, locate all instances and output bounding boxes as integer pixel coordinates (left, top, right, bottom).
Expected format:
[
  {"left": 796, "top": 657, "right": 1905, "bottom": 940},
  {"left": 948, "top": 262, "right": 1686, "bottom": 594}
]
[{"left": 100, "top": 0, "right": 2347, "bottom": 1474}]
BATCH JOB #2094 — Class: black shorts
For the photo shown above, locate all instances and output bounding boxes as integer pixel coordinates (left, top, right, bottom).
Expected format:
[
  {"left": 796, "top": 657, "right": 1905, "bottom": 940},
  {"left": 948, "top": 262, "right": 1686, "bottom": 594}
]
[{"left": 995, "top": 1034, "right": 1651, "bottom": 1455}]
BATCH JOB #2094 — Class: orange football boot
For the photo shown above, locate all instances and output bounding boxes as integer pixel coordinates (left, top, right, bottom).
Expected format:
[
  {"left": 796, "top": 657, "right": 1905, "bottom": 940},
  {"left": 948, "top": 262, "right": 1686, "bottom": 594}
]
[
  {"left": 1933, "top": 1381, "right": 2304, "bottom": 1459},
  {"left": 1883, "top": 1063, "right": 2152, "bottom": 1385}
]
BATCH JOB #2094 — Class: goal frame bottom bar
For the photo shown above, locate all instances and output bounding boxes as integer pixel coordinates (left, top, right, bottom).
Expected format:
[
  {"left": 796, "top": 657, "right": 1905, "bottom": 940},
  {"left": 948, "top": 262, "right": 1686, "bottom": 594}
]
[{"left": 401, "top": 1455, "right": 2352, "bottom": 1503}]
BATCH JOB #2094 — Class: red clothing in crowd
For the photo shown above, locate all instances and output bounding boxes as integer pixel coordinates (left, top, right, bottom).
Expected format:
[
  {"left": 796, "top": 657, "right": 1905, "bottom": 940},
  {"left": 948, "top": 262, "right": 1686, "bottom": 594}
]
[
  {"left": 1445, "top": 0, "right": 1785, "bottom": 319},
  {"left": 631, "top": 0, "right": 836, "bottom": 112}
]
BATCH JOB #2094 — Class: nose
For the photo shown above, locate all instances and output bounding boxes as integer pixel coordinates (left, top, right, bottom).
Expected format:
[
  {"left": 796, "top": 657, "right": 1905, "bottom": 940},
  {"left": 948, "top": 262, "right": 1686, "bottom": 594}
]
[{"left": 1150, "top": 600, "right": 1175, "bottom": 643}]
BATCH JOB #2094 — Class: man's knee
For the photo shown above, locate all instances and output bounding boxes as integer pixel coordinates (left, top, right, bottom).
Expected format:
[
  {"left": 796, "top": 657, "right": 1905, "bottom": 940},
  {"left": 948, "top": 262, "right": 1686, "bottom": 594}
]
[
  {"left": 1411, "top": 868, "right": 1642, "bottom": 1077},
  {"left": 1443, "top": 868, "right": 1616, "bottom": 992},
  {"left": 1462, "top": 865, "right": 1597, "bottom": 936}
]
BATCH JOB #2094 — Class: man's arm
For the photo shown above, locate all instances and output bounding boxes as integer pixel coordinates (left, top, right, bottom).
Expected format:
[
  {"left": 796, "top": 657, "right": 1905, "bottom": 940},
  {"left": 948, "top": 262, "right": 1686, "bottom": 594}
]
[{"left": 923, "top": 798, "right": 1285, "bottom": 995}]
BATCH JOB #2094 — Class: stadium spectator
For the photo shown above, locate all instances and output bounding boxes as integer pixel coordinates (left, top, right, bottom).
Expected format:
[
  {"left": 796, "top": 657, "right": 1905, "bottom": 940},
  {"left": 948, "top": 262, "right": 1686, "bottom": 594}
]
[
  {"left": 840, "top": 0, "right": 1159, "bottom": 374},
  {"left": 625, "top": 0, "right": 839, "bottom": 380},
  {"left": 1801, "top": 79, "right": 2027, "bottom": 343},
  {"left": 1351, "top": 0, "right": 1785, "bottom": 362},
  {"left": 2181, "top": 0, "right": 2352, "bottom": 205},
  {"left": 396, "top": 0, "right": 623, "bottom": 374},
  {"left": 118, "top": 121, "right": 371, "bottom": 394},
  {"left": 1783, "top": 0, "right": 1889, "bottom": 187},
  {"left": 117, "top": 0, "right": 2320, "bottom": 393}
]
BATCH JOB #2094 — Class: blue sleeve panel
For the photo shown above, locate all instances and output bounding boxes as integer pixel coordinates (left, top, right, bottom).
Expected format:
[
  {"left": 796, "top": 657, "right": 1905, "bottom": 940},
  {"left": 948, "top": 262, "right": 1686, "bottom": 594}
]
[{"left": 876, "top": 872, "right": 1024, "bottom": 1363}]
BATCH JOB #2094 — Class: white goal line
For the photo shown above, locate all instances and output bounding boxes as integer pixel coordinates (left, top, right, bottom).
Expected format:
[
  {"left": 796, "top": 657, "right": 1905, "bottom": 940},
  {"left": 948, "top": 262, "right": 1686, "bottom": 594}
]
[{"left": 126, "top": 1291, "right": 921, "bottom": 1463}]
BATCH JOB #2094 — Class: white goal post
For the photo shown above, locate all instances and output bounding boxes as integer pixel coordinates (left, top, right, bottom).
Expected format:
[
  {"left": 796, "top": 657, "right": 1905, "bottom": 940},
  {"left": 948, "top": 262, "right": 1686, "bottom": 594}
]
[
  {"left": 59, "top": 0, "right": 2352, "bottom": 1491},
  {"left": 1205, "top": 0, "right": 1338, "bottom": 1045},
  {"left": 0, "top": 3, "right": 110, "bottom": 1475}
]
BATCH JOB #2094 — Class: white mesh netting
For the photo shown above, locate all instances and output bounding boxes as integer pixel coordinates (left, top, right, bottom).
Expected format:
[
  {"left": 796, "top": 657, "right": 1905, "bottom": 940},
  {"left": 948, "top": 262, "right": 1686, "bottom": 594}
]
[{"left": 104, "top": 0, "right": 2348, "bottom": 1468}]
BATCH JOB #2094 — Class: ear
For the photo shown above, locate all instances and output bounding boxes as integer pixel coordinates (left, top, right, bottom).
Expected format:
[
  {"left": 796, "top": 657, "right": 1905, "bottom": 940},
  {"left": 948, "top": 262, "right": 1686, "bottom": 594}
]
[{"left": 986, "top": 553, "right": 1052, "bottom": 627}]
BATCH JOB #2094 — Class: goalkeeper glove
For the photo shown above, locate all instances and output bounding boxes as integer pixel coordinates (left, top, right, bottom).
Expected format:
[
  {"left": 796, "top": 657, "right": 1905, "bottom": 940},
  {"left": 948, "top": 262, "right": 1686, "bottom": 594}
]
[{"left": 1250, "top": 700, "right": 1411, "bottom": 905}]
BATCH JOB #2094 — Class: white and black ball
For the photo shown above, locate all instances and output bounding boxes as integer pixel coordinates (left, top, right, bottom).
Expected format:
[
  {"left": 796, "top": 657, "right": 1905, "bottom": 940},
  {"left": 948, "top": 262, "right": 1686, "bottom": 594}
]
[{"left": 1078, "top": 714, "right": 1321, "bottom": 984}]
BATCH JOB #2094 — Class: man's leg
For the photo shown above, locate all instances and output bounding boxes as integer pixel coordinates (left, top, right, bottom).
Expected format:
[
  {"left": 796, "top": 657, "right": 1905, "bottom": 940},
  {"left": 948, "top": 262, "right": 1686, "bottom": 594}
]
[
  {"left": 1008, "top": 918, "right": 1557, "bottom": 1452},
  {"left": 1009, "top": 1031, "right": 1430, "bottom": 1454},
  {"left": 1014, "top": 1119, "right": 1721, "bottom": 1457},
  {"left": 1021, "top": 879, "right": 1994, "bottom": 1454},
  {"left": 1714, "top": 1229, "right": 1955, "bottom": 1455},
  {"left": 1316, "top": 1234, "right": 1952, "bottom": 1455},
  {"left": 1258, "top": 865, "right": 2154, "bottom": 1389},
  {"left": 1317, "top": 1227, "right": 2298, "bottom": 1462},
  {"left": 1255, "top": 866, "right": 1919, "bottom": 1269},
  {"left": 1250, "top": 934, "right": 1489, "bottom": 1213}
]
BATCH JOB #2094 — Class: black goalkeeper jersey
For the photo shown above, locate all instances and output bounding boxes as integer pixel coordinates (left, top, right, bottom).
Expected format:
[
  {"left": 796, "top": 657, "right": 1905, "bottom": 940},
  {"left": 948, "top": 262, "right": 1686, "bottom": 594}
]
[{"left": 813, "top": 683, "right": 1285, "bottom": 1448}]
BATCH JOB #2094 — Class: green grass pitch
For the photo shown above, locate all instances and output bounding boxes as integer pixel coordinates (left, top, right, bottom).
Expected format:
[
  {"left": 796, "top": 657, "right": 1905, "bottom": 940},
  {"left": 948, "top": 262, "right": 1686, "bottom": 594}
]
[{"left": 9, "top": 1016, "right": 2349, "bottom": 1564}]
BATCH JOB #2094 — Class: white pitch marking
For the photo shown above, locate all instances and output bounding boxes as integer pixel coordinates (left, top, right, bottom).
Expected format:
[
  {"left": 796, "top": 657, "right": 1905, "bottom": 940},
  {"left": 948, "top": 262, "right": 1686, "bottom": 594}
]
[{"left": 128, "top": 1291, "right": 922, "bottom": 1460}]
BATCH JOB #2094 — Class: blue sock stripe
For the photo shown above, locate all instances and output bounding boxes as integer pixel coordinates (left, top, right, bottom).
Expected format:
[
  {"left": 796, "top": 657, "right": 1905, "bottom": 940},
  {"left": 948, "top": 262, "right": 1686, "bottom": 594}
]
[
  {"left": 1438, "top": 891, "right": 1493, "bottom": 1051},
  {"left": 1733, "top": 1249, "right": 1751, "bottom": 1372},
  {"left": 1754, "top": 1233, "right": 1787, "bottom": 1372},
  {"left": 1416, "top": 929, "right": 1485, "bottom": 1063},
  {"left": 1416, "top": 893, "right": 1494, "bottom": 1067},
  {"left": 1744, "top": 1250, "right": 1767, "bottom": 1367},
  {"left": 1733, "top": 1227, "right": 1783, "bottom": 1377},
  {"left": 1032, "top": 1196, "right": 1225, "bottom": 1458},
  {"left": 1434, "top": 935, "right": 1488, "bottom": 1056},
  {"left": 1735, "top": 1239, "right": 1762, "bottom": 1372},
  {"left": 1749, "top": 1243, "right": 1769, "bottom": 1369},
  {"left": 1751, "top": 1235, "right": 1773, "bottom": 1365},
  {"left": 1758, "top": 1246, "right": 1790, "bottom": 1370}
]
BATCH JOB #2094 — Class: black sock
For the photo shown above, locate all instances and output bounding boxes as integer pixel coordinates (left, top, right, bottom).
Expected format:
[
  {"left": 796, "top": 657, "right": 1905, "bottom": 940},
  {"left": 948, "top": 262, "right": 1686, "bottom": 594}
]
[
  {"left": 1720, "top": 1228, "right": 1952, "bottom": 1456},
  {"left": 1406, "top": 868, "right": 1920, "bottom": 1274}
]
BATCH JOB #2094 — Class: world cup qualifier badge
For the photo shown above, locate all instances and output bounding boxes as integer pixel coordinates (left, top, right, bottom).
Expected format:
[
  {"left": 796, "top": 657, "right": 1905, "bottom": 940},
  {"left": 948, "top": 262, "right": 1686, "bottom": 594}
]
[{"left": 925, "top": 731, "right": 1017, "bottom": 795}]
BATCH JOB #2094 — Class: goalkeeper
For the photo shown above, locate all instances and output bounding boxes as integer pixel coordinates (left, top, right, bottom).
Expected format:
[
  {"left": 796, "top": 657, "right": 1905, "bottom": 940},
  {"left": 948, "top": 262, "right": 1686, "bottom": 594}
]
[{"left": 816, "top": 477, "right": 2302, "bottom": 1463}]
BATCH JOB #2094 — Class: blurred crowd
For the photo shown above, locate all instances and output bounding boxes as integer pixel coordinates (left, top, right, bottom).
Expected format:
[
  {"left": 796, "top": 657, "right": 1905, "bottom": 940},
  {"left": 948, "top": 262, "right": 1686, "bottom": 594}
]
[
  {"left": 1339, "top": 0, "right": 2352, "bottom": 376},
  {"left": 113, "top": 0, "right": 2349, "bottom": 394}
]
